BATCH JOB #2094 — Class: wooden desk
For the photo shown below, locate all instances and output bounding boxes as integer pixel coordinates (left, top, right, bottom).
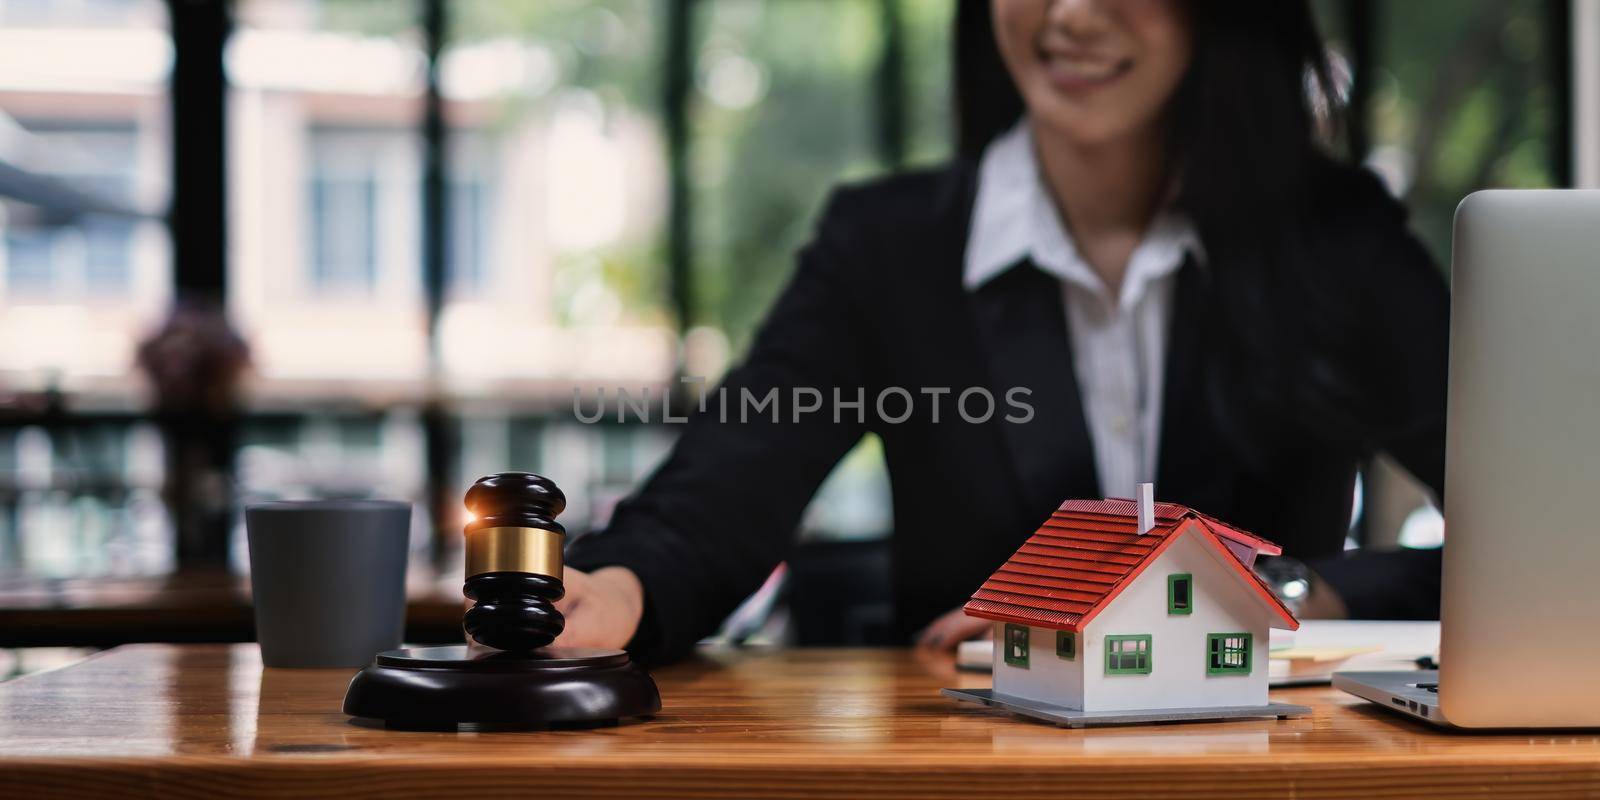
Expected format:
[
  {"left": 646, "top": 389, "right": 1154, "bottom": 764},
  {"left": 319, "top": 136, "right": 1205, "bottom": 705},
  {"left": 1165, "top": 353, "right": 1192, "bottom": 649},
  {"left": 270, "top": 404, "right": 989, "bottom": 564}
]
[{"left": 1, "top": 645, "right": 1597, "bottom": 799}]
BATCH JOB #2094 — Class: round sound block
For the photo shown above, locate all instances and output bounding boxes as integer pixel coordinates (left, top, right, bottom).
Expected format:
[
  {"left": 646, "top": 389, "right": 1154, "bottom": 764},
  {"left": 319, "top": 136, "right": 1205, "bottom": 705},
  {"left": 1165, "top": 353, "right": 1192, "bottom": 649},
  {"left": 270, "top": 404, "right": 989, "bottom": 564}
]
[{"left": 342, "top": 645, "right": 661, "bottom": 729}]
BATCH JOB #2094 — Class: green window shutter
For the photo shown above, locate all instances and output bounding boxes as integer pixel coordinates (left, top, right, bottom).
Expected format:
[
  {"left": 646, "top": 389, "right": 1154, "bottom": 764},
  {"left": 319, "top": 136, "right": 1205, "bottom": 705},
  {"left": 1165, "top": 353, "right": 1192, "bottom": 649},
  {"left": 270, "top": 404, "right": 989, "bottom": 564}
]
[
  {"left": 1004, "top": 623, "right": 1030, "bottom": 668},
  {"left": 1104, "top": 634, "right": 1152, "bottom": 675},
  {"left": 1206, "top": 633, "right": 1253, "bottom": 675},
  {"left": 1167, "top": 573, "right": 1193, "bottom": 615},
  {"left": 1056, "top": 630, "right": 1076, "bottom": 660}
]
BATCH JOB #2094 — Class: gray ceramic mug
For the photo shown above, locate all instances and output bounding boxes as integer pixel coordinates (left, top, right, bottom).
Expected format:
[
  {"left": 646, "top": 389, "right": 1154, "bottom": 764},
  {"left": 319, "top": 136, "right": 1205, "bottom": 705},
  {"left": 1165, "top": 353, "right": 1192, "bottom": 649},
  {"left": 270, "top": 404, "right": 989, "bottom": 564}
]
[{"left": 244, "top": 500, "right": 411, "bottom": 668}]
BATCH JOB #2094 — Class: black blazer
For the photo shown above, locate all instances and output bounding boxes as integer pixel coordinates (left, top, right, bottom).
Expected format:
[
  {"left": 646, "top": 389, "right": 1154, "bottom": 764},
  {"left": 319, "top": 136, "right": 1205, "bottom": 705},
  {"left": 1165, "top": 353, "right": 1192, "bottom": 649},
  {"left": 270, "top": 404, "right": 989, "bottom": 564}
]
[{"left": 568, "top": 159, "right": 1450, "bottom": 665}]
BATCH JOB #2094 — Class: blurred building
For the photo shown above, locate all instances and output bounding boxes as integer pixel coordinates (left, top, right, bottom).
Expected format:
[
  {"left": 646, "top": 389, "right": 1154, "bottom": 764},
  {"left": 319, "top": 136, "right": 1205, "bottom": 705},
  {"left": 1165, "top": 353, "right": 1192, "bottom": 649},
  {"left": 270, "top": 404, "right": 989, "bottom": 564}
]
[{"left": 229, "top": 0, "right": 673, "bottom": 396}]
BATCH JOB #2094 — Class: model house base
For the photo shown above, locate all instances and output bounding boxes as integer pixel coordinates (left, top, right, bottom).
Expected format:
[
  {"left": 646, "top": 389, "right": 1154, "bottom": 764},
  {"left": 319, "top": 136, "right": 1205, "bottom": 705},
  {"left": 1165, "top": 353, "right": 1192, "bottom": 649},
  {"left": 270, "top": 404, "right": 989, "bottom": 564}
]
[{"left": 942, "top": 688, "right": 1310, "bottom": 728}]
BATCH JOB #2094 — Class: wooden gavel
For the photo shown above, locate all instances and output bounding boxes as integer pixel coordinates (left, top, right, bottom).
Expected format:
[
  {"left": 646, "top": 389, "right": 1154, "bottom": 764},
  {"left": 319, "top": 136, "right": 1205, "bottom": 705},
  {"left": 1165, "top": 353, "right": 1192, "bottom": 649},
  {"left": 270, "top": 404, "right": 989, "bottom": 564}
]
[
  {"left": 461, "top": 472, "right": 567, "bottom": 652},
  {"left": 345, "top": 470, "right": 660, "bottom": 727}
]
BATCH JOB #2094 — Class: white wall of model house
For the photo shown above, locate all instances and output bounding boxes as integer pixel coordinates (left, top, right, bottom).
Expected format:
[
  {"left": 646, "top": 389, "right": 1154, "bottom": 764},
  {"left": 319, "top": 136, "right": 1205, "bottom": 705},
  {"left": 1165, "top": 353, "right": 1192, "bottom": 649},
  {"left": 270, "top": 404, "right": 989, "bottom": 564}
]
[
  {"left": 992, "top": 524, "right": 1278, "bottom": 712},
  {"left": 991, "top": 620, "right": 1088, "bottom": 710}
]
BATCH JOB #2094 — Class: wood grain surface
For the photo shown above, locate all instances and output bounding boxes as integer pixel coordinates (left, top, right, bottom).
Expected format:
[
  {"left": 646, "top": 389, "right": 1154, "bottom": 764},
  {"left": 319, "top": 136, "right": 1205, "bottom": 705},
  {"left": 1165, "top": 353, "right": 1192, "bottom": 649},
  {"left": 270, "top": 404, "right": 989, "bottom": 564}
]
[{"left": 1, "top": 644, "right": 1597, "bottom": 799}]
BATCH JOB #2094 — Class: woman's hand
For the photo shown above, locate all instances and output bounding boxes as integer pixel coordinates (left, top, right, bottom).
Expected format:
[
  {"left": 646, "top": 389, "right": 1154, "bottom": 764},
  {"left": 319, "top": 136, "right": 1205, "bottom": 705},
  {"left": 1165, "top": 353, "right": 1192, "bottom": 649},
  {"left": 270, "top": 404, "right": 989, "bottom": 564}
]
[
  {"left": 462, "top": 565, "right": 645, "bottom": 651},
  {"left": 551, "top": 565, "right": 645, "bottom": 649},
  {"left": 915, "top": 606, "right": 992, "bottom": 651},
  {"left": 1299, "top": 569, "right": 1350, "bottom": 619}
]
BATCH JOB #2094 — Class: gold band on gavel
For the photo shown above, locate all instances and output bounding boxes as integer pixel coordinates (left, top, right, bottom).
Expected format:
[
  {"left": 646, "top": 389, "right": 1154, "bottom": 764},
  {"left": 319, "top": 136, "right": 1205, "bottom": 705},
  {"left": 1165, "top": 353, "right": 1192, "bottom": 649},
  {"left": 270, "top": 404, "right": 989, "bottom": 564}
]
[{"left": 464, "top": 526, "right": 564, "bottom": 580}]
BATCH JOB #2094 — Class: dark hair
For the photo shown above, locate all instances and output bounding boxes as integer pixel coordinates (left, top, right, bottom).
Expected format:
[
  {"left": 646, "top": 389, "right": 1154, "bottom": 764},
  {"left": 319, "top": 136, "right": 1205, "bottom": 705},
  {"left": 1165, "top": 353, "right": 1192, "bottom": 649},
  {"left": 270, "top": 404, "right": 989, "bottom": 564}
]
[
  {"left": 956, "top": 0, "right": 1339, "bottom": 227},
  {"left": 955, "top": 2, "right": 1375, "bottom": 473}
]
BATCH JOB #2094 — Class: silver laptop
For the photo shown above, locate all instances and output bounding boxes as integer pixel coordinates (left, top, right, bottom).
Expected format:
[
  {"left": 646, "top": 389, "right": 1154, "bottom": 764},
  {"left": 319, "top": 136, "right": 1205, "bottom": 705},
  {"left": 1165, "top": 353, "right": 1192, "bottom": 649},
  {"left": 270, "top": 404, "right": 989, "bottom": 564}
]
[{"left": 1335, "top": 190, "right": 1600, "bottom": 728}]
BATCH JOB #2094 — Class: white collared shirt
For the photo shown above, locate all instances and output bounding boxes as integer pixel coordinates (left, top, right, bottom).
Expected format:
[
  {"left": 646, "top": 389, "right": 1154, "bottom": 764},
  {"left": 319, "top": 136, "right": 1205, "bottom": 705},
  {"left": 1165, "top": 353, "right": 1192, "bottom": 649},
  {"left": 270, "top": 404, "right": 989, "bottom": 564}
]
[{"left": 963, "top": 120, "right": 1202, "bottom": 499}]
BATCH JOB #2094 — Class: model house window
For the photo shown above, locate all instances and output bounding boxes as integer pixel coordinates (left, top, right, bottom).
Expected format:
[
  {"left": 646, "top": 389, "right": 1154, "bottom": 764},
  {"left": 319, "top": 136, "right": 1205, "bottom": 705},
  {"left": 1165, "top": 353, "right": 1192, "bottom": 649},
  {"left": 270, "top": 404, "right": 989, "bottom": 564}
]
[
  {"left": 1004, "top": 624, "right": 1029, "bottom": 667},
  {"left": 1056, "top": 631, "right": 1075, "bottom": 660},
  {"left": 1207, "top": 633, "right": 1252, "bottom": 675},
  {"left": 1105, "top": 634, "right": 1152, "bottom": 674},
  {"left": 1168, "top": 573, "right": 1193, "bottom": 615}
]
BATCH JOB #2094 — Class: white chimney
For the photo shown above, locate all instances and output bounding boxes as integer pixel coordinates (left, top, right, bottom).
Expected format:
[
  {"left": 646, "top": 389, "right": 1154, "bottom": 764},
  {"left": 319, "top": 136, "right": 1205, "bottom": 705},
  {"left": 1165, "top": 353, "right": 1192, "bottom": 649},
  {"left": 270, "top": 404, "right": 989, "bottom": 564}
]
[{"left": 1137, "top": 482, "right": 1155, "bottom": 535}]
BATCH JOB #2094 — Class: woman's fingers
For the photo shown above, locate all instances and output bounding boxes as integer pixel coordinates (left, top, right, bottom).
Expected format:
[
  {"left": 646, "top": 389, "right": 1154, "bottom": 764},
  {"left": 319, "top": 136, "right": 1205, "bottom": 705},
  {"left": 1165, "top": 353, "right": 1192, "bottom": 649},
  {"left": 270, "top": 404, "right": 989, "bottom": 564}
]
[
  {"left": 916, "top": 606, "right": 991, "bottom": 651},
  {"left": 551, "top": 566, "right": 645, "bottom": 650}
]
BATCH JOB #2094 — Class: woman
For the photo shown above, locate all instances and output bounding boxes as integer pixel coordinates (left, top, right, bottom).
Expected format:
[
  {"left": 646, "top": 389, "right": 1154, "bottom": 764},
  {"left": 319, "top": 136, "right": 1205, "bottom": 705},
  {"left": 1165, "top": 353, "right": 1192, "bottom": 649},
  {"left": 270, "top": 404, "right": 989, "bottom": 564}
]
[{"left": 557, "top": 0, "right": 1449, "bottom": 664}]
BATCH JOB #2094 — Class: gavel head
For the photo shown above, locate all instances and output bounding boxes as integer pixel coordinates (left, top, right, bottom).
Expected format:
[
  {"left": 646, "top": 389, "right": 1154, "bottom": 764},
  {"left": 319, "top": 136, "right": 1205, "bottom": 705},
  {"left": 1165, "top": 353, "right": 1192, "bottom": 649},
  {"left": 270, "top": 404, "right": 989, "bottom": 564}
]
[{"left": 461, "top": 472, "right": 567, "bottom": 652}]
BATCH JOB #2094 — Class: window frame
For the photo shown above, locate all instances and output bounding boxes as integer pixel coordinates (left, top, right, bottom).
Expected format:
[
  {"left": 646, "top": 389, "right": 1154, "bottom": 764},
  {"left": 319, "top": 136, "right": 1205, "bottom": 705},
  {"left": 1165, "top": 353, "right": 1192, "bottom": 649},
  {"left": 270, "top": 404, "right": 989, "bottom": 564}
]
[
  {"left": 1167, "top": 573, "right": 1193, "bottom": 615},
  {"left": 1003, "top": 623, "right": 1030, "bottom": 668},
  {"left": 1206, "top": 632, "right": 1253, "bottom": 676},
  {"left": 1104, "top": 634, "right": 1152, "bottom": 675},
  {"left": 1056, "top": 630, "right": 1075, "bottom": 660}
]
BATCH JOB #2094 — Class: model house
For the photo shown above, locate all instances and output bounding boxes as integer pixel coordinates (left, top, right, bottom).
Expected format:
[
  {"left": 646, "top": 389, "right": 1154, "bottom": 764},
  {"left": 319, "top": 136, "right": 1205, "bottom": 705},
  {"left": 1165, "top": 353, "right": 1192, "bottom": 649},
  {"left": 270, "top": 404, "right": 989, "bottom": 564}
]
[{"left": 945, "top": 484, "right": 1307, "bottom": 726}]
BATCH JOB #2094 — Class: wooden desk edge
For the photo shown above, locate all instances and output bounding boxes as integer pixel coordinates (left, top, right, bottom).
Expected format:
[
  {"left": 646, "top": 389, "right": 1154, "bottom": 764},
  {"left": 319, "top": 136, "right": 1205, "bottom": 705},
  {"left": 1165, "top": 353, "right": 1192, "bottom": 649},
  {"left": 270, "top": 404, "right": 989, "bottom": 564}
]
[{"left": 3, "top": 753, "right": 1599, "bottom": 800}]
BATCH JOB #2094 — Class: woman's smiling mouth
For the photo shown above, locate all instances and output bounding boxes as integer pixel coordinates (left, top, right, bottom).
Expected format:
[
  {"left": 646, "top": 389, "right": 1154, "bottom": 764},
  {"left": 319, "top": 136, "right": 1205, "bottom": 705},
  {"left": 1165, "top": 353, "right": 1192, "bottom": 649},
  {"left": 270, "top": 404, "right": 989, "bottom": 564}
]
[{"left": 1038, "top": 47, "right": 1134, "bottom": 92}]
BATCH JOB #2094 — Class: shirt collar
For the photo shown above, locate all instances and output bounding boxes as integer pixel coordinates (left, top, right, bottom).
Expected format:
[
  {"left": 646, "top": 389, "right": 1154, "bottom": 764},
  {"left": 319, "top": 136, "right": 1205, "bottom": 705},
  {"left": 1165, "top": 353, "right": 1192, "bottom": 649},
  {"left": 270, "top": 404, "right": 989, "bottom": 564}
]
[{"left": 963, "top": 119, "right": 1204, "bottom": 311}]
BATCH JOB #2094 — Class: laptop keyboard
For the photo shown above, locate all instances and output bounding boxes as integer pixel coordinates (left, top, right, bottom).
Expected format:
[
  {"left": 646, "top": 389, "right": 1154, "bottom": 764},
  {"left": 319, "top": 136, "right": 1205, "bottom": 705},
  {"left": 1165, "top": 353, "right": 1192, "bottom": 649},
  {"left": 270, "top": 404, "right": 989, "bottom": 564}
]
[{"left": 1416, "top": 682, "right": 1439, "bottom": 693}]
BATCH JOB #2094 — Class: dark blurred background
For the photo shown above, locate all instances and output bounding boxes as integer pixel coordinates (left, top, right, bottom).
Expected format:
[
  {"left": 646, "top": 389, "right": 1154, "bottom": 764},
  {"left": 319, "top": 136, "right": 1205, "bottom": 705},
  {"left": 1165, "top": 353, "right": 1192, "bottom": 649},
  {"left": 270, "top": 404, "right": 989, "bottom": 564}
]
[{"left": 0, "top": 0, "right": 1594, "bottom": 675}]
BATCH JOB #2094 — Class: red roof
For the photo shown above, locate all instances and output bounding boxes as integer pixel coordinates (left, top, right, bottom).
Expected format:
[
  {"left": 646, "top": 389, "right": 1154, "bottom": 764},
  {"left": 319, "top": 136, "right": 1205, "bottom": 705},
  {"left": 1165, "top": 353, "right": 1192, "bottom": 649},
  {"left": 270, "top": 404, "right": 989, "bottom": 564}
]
[{"left": 962, "top": 498, "right": 1299, "bottom": 632}]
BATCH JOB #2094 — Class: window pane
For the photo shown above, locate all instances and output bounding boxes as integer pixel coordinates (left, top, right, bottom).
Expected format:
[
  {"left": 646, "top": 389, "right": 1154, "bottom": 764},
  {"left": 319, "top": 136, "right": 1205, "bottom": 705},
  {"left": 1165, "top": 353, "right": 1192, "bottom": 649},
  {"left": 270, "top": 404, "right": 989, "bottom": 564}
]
[
  {"left": 306, "top": 130, "right": 386, "bottom": 292},
  {"left": 83, "top": 216, "right": 135, "bottom": 290},
  {"left": 4, "top": 228, "right": 52, "bottom": 290},
  {"left": 1207, "top": 634, "right": 1250, "bottom": 673},
  {"left": 447, "top": 164, "right": 486, "bottom": 292},
  {"left": 1057, "top": 631, "right": 1074, "bottom": 657},
  {"left": 1369, "top": 0, "right": 1563, "bottom": 261}
]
